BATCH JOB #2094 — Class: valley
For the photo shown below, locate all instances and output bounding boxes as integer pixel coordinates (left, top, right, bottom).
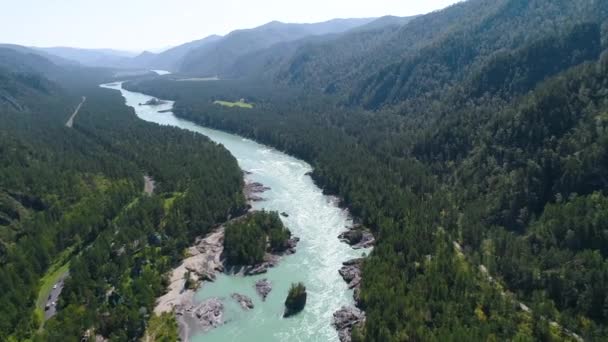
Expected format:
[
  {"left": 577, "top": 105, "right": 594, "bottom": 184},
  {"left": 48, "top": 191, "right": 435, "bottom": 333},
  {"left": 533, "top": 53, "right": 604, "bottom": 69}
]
[
  {"left": 1, "top": 0, "right": 608, "bottom": 341},
  {"left": 103, "top": 81, "right": 366, "bottom": 341}
]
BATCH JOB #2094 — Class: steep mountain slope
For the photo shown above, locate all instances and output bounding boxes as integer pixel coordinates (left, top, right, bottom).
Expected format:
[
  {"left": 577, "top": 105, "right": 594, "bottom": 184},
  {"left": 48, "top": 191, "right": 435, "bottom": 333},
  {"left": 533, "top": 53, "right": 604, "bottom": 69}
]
[
  {"left": 348, "top": 0, "right": 608, "bottom": 109},
  {"left": 226, "top": 0, "right": 607, "bottom": 111},
  {"left": 225, "top": 15, "right": 415, "bottom": 80},
  {"left": 0, "top": 48, "right": 62, "bottom": 75},
  {"left": 0, "top": 46, "right": 119, "bottom": 87},
  {"left": 0, "top": 44, "right": 77, "bottom": 67},
  {"left": 179, "top": 18, "right": 375, "bottom": 76}
]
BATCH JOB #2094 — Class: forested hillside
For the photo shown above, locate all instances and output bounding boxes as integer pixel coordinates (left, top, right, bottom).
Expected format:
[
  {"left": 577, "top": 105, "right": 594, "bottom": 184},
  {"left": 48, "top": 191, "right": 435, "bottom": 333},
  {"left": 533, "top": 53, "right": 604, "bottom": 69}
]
[
  {"left": 5, "top": 0, "right": 608, "bottom": 340},
  {"left": 223, "top": 15, "right": 415, "bottom": 81},
  {"left": 222, "top": 0, "right": 608, "bottom": 111},
  {"left": 127, "top": 0, "right": 608, "bottom": 339},
  {"left": 0, "top": 49, "right": 245, "bottom": 341}
]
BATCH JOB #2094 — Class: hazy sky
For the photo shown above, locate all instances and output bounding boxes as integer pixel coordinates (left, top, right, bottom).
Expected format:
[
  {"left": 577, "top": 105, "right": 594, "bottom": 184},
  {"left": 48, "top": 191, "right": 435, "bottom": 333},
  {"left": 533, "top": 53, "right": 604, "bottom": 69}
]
[{"left": 1, "top": 0, "right": 462, "bottom": 52}]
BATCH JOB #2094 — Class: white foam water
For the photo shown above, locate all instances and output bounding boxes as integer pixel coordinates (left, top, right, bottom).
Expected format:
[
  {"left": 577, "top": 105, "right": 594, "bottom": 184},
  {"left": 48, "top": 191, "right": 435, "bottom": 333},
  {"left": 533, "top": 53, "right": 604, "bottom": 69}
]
[{"left": 101, "top": 82, "right": 367, "bottom": 341}]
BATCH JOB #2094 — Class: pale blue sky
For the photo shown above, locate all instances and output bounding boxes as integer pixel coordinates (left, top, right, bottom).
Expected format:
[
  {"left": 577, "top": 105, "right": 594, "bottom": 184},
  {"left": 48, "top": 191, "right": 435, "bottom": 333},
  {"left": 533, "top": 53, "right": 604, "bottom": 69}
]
[{"left": 0, "top": 0, "right": 462, "bottom": 51}]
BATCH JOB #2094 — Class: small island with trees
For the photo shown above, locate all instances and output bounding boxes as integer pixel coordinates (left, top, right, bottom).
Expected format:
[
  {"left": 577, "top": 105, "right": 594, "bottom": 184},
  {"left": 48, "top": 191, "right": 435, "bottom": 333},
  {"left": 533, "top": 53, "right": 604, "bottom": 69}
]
[
  {"left": 223, "top": 210, "right": 297, "bottom": 271},
  {"left": 284, "top": 282, "right": 307, "bottom": 317},
  {"left": 139, "top": 97, "right": 168, "bottom": 106}
]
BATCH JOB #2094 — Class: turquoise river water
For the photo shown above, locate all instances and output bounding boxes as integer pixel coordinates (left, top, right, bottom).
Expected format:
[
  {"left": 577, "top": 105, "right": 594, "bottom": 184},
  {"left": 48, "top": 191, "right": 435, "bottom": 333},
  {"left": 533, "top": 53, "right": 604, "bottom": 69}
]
[{"left": 101, "top": 80, "right": 366, "bottom": 341}]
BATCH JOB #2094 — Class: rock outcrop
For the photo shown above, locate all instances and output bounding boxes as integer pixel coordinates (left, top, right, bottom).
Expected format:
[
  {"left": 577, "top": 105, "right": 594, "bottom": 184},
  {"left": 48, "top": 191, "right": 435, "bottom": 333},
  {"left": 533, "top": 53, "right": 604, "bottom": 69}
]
[
  {"left": 194, "top": 298, "right": 224, "bottom": 331},
  {"left": 244, "top": 182, "right": 271, "bottom": 202},
  {"left": 338, "top": 228, "right": 375, "bottom": 249},
  {"left": 231, "top": 293, "right": 254, "bottom": 310},
  {"left": 279, "top": 236, "right": 299, "bottom": 256},
  {"left": 154, "top": 227, "right": 225, "bottom": 315},
  {"left": 243, "top": 237, "right": 299, "bottom": 275},
  {"left": 333, "top": 306, "right": 366, "bottom": 342},
  {"left": 176, "top": 298, "right": 224, "bottom": 332},
  {"left": 339, "top": 258, "right": 363, "bottom": 290},
  {"left": 255, "top": 279, "right": 272, "bottom": 301}
]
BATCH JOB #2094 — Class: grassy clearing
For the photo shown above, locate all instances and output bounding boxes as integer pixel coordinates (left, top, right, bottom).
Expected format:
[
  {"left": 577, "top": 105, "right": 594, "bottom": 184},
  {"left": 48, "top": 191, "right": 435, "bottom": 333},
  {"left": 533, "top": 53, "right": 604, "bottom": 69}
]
[
  {"left": 213, "top": 100, "right": 253, "bottom": 109},
  {"left": 163, "top": 192, "right": 184, "bottom": 212}
]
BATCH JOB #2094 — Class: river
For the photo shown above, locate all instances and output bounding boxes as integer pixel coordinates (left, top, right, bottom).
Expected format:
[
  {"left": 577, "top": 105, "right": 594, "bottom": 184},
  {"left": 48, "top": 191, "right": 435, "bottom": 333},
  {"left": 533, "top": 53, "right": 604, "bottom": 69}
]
[{"left": 100, "top": 81, "right": 366, "bottom": 341}]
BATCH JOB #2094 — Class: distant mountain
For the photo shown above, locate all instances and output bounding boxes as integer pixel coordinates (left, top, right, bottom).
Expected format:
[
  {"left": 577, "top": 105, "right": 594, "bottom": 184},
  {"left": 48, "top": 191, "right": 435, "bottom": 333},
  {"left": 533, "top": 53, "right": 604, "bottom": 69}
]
[
  {"left": 179, "top": 18, "right": 376, "bottom": 76},
  {"left": 127, "top": 51, "right": 158, "bottom": 68},
  {"left": 351, "top": 15, "right": 418, "bottom": 32},
  {"left": 2, "top": 17, "right": 376, "bottom": 73},
  {"left": 0, "top": 44, "right": 77, "bottom": 67},
  {"left": 34, "top": 47, "right": 137, "bottom": 68},
  {"left": 127, "top": 35, "right": 223, "bottom": 71},
  {"left": 225, "top": 15, "right": 415, "bottom": 80}
]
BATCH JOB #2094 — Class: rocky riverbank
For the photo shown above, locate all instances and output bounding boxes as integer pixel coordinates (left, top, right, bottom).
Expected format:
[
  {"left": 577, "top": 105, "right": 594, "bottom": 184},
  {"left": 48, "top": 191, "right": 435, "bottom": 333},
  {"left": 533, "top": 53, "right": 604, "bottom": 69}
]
[
  {"left": 154, "top": 176, "right": 300, "bottom": 340},
  {"left": 225, "top": 238, "right": 300, "bottom": 276},
  {"left": 175, "top": 297, "right": 224, "bottom": 339},
  {"left": 338, "top": 226, "right": 375, "bottom": 249},
  {"left": 339, "top": 258, "right": 366, "bottom": 308},
  {"left": 244, "top": 180, "right": 270, "bottom": 202},
  {"left": 154, "top": 227, "right": 225, "bottom": 315},
  {"left": 333, "top": 306, "right": 366, "bottom": 342},
  {"left": 334, "top": 257, "right": 368, "bottom": 340},
  {"left": 152, "top": 224, "right": 226, "bottom": 341}
]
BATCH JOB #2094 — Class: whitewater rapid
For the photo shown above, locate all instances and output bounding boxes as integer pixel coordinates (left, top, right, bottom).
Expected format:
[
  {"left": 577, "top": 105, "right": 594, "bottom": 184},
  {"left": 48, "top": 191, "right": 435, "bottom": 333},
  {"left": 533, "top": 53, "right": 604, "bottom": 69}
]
[{"left": 101, "top": 81, "right": 366, "bottom": 341}]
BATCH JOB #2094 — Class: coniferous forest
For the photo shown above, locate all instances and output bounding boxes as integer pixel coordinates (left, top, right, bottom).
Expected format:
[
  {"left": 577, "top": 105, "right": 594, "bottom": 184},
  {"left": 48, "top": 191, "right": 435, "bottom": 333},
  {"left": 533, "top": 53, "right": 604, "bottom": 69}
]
[
  {"left": 3, "top": 0, "right": 608, "bottom": 341},
  {"left": 0, "top": 49, "right": 245, "bottom": 341},
  {"left": 125, "top": 0, "right": 608, "bottom": 340}
]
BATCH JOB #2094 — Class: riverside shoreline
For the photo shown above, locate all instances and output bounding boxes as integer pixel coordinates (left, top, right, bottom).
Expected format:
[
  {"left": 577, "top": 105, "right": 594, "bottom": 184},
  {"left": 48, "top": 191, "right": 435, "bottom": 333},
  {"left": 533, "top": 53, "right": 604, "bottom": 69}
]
[
  {"left": 106, "top": 81, "right": 364, "bottom": 341},
  {"left": 154, "top": 178, "right": 303, "bottom": 340}
]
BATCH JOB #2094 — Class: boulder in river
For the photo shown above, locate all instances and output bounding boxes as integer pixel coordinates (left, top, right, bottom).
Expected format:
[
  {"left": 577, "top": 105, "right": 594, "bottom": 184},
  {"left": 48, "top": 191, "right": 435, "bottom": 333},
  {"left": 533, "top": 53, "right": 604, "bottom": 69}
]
[
  {"left": 245, "top": 263, "right": 268, "bottom": 276},
  {"left": 338, "top": 228, "right": 375, "bottom": 249},
  {"left": 333, "top": 306, "right": 366, "bottom": 342},
  {"left": 255, "top": 279, "right": 272, "bottom": 300},
  {"left": 280, "top": 212, "right": 289, "bottom": 217},
  {"left": 231, "top": 293, "right": 254, "bottom": 310}
]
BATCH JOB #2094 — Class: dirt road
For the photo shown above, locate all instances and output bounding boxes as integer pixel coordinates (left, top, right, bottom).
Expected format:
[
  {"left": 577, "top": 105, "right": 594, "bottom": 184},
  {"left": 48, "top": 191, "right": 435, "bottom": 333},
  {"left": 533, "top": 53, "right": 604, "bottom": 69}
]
[
  {"left": 144, "top": 175, "right": 155, "bottom": 195},
  {"left": 65, "top": 96, "right": 86, "bottom": 128},
  {"left": 44, "top": 271, "right": 69, "bottom": 321}
]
